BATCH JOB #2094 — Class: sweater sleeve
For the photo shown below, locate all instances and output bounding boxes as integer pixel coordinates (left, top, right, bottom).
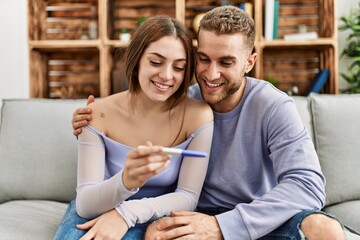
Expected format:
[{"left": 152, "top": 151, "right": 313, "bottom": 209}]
[
  {"left": 116, "top": 122, "right": 214, "bottom": 227},
  {"left": 215, "top": 98, "right": 326, "bottom": 240},
  {"left": 76, "top": 126, "right": 138, "bottom": 219}
]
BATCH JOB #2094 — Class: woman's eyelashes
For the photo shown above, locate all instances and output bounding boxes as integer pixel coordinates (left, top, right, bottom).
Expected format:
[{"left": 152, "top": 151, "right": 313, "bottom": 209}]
[{"left": 149, "top": 60, "right": 185, "bottom": 72}]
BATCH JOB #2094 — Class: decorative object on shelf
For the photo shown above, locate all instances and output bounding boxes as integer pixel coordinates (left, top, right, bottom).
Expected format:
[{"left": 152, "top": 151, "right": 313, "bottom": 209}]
[
  {"left": 338, "top": 3, "right": 360, "bottom": 93},
  {"left": 119, "top": 29, "right": 131, "bottom": 43},
  {"left": 306, "top": 69, "right": 329, "bottom": 95},
  {"left": 298, "top": 24, "right": 307, "bottom": 33},
  {"left": 283, "top": 31, "right": 318, "bottom": 41},
  {"left": 285, "top": 86, "right": 299, "bottom": 96},
  {"left": 88, "top": 6, "right": 97, "bottom": 39},
  {"left": 193, "top": 13, "right": 205, "bottom": 33},
  {"left": 284, "top": 23, "right": 318, "bottom": 41},
  {"left": 284, "top": 24, "right": 319, "bottom": 41}
]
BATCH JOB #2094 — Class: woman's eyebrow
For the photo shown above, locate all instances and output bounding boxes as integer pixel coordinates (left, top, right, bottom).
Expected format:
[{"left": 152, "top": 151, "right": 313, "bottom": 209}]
[{"left": 149, "top": 52, "right": 186, "bottom": 62}]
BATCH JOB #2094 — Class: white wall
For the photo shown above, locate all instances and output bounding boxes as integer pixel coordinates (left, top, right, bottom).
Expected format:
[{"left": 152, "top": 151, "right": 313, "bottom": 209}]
[
  {"left": 336, "top": 0, "right": 358, "bottom": 90},
  {"left": 0, "top": 0, "right": 357, "bottom": 98},
  {"left": 0, "top": 0, "right": 28, "bottom": 99}
]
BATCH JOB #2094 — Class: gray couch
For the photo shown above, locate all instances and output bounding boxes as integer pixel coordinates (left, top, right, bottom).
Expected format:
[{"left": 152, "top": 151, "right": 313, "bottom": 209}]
[{"left": 0, "top": 94, "right": 359, "bottom": 239}]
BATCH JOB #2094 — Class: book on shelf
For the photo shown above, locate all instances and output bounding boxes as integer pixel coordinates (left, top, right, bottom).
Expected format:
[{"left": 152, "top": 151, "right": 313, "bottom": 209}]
[
  {"left": 239, "top": 2, "right": 253, "bottom": 18},
  {"left": 307, "top": 69, "right": 329, "bottom": 95},
  {"left": 283, "top": 31, "right": 318, "bottom": 41},
  {"left": 273, "top": 0, "right": 279, "bottom": 39},
  {"left": 264, "top": 0, "right": 279, "bottom": 40},
  {"left": 264, "top": 0, "right": 274, "bottom": 40}
]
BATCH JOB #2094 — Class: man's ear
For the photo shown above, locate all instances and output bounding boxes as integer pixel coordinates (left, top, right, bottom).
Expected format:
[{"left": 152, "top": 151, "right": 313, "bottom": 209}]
[{"left": 245, "top": 53, "right": 257, "bottom": 73}]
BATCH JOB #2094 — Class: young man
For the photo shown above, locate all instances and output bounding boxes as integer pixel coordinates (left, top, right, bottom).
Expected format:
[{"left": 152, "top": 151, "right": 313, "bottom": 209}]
[{"left": 72, "top": 6, "right": 346, "bottom": 240}]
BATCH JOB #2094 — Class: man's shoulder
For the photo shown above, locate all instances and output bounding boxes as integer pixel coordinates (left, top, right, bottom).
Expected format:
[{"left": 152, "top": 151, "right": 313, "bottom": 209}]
[
  {"left": 246, "top": 77, "right": 290, "bottom": 104},
  {"left": 188, "top": 83, "right": 203, "bottom": 101}
]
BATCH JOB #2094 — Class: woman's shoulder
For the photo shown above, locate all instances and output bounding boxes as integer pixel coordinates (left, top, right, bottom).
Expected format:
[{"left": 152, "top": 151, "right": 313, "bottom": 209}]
[
  {"left": 88, "top": 92, "right": 126, "bottom": 110},
  {"left": 87, "top": 92, "right": 127, "bottom": 131},
  {"left": 183, "top": 97, "right": 213, "bottom": 131},
  {"left": 185, "top": 97, "right": 213, "bottom": 116}
]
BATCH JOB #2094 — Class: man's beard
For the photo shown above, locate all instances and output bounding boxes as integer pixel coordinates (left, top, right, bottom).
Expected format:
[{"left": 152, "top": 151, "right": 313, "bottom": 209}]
[{"left": 201, "top": 80, "right": 242, "bottom": 105}]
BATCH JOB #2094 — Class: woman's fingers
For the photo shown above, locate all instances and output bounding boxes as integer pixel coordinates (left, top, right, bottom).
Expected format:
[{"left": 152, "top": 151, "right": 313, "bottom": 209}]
[{"left": 122, "top": 145, "right": 171, "bottom": 190}]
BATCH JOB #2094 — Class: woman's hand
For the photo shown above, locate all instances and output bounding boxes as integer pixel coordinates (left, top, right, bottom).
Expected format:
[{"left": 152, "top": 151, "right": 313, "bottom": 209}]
[
  {"left": 122, "top": 142, "right": 171, "bottom": 190},
  {"left": 77, "top": 209, "right": 128, "bottom": 240}
]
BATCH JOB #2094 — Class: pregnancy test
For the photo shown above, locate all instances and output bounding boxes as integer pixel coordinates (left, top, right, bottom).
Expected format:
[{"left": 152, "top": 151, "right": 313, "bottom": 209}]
[{"left": 162, "top": 147, "right": 207, "bottom": 158}]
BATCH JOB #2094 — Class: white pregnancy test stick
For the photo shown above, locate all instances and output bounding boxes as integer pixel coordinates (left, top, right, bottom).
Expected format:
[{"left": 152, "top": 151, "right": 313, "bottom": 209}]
[{"left": 161, "top": 147, "right": 207, "bottom": 158}]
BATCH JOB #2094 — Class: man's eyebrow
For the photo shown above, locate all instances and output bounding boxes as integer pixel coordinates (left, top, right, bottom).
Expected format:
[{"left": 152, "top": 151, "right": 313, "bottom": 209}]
[
  {"left": 219, "top": 56, "right": 237, "bottom": 61},
  {"left": 196, "top": 51, "right": 236, "bottom": 61},
  {"left": 149, "top": 52, "right": 186, "bottom": 62}
]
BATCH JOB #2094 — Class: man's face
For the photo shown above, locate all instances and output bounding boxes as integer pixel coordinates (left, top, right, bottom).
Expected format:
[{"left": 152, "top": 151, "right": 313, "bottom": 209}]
[{"left": 196, "top": 29, "right": 256, "bottom": 113}]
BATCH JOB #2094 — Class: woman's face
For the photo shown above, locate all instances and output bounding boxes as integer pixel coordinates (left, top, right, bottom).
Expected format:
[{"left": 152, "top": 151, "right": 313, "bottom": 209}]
[{"left": 138, "top": 36, "right": 187, "bottom": 103}]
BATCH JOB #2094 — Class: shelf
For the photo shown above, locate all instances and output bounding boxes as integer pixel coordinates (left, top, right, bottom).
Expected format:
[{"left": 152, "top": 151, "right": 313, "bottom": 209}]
[
  {"left": 28, "top": 0, "right": 338, "bottom": 98},
  {"left": 28, "top": 0, "right": 99, "bottom": 41},
  {"left": 29, "top": 40, "right": 101, "bottom": 49},
  {"left": 260, "top": 38, "right": 337, "bottom": 47},
  {"left": 107, "top": 0, "right": 177, "bottom": 40},
  {"left": 29, "top": 47, "right": 100, "bottom": 99},
  {"left": 104, "top": 40, "right": 128, "bottom": 48},
  {"left": 260, "top": 44, "right": 337, "bottom": 95}
]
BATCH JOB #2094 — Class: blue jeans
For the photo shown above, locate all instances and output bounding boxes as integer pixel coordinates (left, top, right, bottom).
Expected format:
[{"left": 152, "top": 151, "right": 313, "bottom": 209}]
[
  {"left": 54, "top": 200, "right": 149, "bottom": 240},
  {"left": 197, "top": 208, "right": 340, "bottom": 240},
  {"left": 257, "top": 209, "right": 332, "bottom": 240}
]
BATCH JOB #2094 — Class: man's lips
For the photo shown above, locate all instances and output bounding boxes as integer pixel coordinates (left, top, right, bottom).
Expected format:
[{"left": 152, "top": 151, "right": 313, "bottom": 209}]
[
  {"left": 202, "top": 80, "right": 223, "bottom": 93},
  {"left": 204, "top": 80, "right": 222, "bottom": 88}
]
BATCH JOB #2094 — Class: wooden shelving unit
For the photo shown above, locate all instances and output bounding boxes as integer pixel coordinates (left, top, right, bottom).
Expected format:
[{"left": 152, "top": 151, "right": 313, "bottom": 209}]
[{"left": 28, "top": 0, "right": 338, "bottom": 98}]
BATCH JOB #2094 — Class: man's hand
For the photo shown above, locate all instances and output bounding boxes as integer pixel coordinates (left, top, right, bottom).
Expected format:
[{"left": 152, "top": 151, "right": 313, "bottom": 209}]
[
  {"left": 72, "top": 95, "right": 95, "bottom": 136},
  {"left": 145, "top": 211, "right": 223, "bottom": 240},
  {"left": 77, "top": 209, "right": 128, "bottom": 240}
]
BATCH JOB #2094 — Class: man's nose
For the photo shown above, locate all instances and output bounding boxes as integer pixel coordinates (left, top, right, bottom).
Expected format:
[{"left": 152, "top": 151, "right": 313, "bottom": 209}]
[{"left": 206, "top": 63, "right": 221, "bottom": 80}]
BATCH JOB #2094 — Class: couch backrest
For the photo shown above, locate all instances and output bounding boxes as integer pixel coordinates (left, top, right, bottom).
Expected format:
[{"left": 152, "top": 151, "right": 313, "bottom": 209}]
[
  {"left": 292, "top": 96, "right": 313, "bottom": 141},
  {"left": 0, "top": 99, "right": 85, "bottom": 203},
  {"left": 1, "top": 95, "right": 359, "bottom": 207},
  {"left": 309, "top": 93, "right": 360, "bottom": 207}
]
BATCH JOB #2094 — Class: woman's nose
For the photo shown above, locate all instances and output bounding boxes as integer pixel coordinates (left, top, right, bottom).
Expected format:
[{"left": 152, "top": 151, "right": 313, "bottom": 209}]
[{"left": 159, "top": 65, "right": 173, "bottom": 81}]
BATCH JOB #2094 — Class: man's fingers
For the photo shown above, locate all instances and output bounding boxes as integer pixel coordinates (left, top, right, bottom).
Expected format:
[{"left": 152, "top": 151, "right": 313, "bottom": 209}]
[
  {"left": 157, "top": 216, "right": 189, "bottom": 231},
  {"left": 158, "top": 222, "right": 193, "bottom": 239},
  {"left": 73, "top": 128, "right": 82, "bottom": 136},
  {"left": 171, "top": 211, "right": 196, "bottom": 217},
  {"left": 79, "top": 230, "right": 95, "bottom": 240},
  {"left": 73, "top": 107, "right": 92, "bottom": 118},
  {"left": 87, "top": 95, "right": 95, "bottom": 106},
  {"left": 77, "top": 219, "right": 96, "bottom": 230}
]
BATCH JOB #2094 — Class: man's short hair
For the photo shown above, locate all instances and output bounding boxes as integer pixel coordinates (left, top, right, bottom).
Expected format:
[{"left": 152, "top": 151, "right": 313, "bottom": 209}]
[{"left": 199, "top": 5, "right": 255, "bottom": 53}]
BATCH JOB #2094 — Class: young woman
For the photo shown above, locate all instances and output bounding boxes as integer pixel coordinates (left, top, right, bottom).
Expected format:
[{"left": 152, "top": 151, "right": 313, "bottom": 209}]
[{"left": 54, "top": 15, "right": 213, "bottom": 240}]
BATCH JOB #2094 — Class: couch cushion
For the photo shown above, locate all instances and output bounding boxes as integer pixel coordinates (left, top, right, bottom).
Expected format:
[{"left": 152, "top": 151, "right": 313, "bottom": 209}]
[
  {"left": 0, "top": 200, "right": 67, "bottom": 239},
  {"left": 310, "top": 94, "right": 360, "bottom": 206},
  {"left": 0, "top": 99, "right": 85, "bottom": 203},
  {"left": 324, "top": 200, "right": 360, "bottom": 235}
]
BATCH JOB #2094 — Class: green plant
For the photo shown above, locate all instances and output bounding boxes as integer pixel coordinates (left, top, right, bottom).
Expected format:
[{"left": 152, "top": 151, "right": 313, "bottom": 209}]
[
  {"left": 338, "top": 3, "right": 360, "bottom": 93},
  {"left": 136, "top": 16, "right": 148, "bottom": 27}
]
